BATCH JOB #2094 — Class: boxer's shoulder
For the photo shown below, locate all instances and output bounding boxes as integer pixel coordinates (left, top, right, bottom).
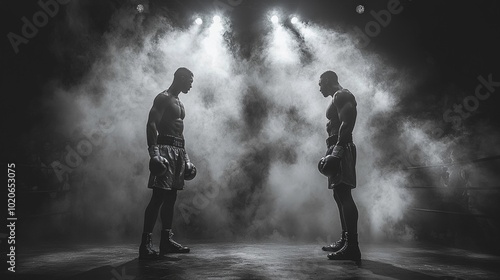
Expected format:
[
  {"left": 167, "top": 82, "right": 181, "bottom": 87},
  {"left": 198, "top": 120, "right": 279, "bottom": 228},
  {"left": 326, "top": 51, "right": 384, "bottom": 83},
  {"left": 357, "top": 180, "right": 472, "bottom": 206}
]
[
  {"left": 333, "top": 89, "right": 356, "bottom": 108},
  {"left": 154, "top": 91, "right": 175, "bottom": 107}
]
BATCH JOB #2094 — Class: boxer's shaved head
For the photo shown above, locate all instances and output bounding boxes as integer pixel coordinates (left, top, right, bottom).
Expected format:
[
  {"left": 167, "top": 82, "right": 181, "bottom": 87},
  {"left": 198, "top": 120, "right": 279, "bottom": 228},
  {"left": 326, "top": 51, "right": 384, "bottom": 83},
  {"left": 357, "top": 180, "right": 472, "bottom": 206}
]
[
  {"left": 174, "top": 67, "right": 193, "bottom": 80},
  {"left": 319, "top": 70, "right": 341, "bottom": 97},
  {"left": 172, "top": 67, "right": 194, "bottom": 94},
  {"left": 320, "top": 70, "right": 339, "bottom": 85}
]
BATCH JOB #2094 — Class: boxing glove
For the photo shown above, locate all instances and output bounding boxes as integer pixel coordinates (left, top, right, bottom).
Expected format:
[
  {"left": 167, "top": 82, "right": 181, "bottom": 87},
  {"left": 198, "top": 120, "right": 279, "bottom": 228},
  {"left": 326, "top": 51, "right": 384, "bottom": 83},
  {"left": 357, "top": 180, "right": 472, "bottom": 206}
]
[
  {"left": 319, "top": 155, "right": 341, "bottom": 177},
  {"left": 184, "top": 161, "right": 197, "bottom": 180},
  {"left": 150, "top": 156, "right": 168, "bottom": 176},
  {"left": 148, "top": 145, "right": 168, "bottom": 176},
  {"left": 148, "top": 145, "right": 160, "bottom": 158},
  {"left": 330, "top": 145, "right": 345, "bottom": 158},
  {"left": 318, "top": 145, "right": 344, "bottom": 177},
  {"left": 318, "top": 157, "right": 326, "bottom": 173}
]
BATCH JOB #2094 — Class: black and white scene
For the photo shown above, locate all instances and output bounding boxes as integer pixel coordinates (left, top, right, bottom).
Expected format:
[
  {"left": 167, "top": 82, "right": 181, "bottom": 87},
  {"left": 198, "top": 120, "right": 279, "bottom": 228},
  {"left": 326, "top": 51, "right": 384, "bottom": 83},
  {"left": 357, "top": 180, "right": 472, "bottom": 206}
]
[{"left": 2, "top": 0, "right": 500, "bottom": 279}]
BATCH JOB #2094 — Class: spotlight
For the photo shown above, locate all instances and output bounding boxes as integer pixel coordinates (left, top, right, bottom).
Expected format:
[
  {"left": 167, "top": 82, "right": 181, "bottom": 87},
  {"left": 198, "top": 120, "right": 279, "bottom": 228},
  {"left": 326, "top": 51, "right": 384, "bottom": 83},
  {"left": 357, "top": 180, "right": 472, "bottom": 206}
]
[
  {"left": 356, "top": 5, "right": 365, "bottom": 14},
  {"left": 136, "top": 4, "right": 144, "bottom": 13},
  {"left": 213, "top": 15, "right": 221, "bottom": 23},
  {"left": 271, "top": 15, "right": 279, "bottom": 24},
  {"left": 290, "top": 16, "right": 299, "bottom": 24},
  {"left": 195, "top": 17, "right": 203, "bottom": 25}
]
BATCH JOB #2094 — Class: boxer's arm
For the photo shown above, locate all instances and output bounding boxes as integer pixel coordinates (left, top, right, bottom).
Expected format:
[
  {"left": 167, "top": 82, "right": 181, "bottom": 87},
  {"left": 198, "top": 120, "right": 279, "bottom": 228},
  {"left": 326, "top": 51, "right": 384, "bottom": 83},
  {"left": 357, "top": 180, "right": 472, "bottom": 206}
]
[
  {"left": 184, "top": 150, "right": 191, "bottom": 163},
  {"left": 146, "top": 94, "right": 167, "bottom": 148},
  {"left": 333, "top": 91, "right": 356, "bottom": 146},
  {"left": 336, "top": 102, "right": 356, "bottom": 146}
]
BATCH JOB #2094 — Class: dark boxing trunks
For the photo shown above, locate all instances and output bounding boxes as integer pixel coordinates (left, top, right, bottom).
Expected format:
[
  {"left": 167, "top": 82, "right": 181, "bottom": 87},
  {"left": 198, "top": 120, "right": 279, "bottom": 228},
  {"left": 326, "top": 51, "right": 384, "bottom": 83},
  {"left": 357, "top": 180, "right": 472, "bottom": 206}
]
[
  {"left": 148, "top": 135, "right": 187, "bottom": 191},
  {"left": 157, "top": 135, "right": 185, "bottom": 148},
  {"left": 326, "top": 134, "right": 353, "bottom": 147},
  {"left": 326, "top": 135, "right": 356, "bottom": 189}
]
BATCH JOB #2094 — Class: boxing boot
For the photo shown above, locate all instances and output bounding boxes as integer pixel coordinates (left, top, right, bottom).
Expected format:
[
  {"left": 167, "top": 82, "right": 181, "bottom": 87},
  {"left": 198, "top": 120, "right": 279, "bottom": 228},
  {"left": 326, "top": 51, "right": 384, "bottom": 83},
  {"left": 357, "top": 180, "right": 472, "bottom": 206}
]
[
  {"left": 327, "top": 232, "right": 361, "bottom": 265},
  {"left": 139, "top": 232, "right": 158, "bottom": 260},
  {"left": 159, "top": 229, "right": 190, "bottom": 254},
  {"left": 322, "top": 231, "right": 346, "bottom": 252}
]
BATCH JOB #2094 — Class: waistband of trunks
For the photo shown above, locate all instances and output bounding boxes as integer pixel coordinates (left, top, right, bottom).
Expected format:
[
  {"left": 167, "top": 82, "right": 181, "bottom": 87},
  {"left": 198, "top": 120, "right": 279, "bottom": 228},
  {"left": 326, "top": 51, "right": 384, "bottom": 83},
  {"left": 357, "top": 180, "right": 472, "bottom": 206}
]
[
  {"left": 326, "top": 134, "right": 353, "bottom": 147},
  {"left": 157, "top": 135, "right": 185, "bottom": 148}
]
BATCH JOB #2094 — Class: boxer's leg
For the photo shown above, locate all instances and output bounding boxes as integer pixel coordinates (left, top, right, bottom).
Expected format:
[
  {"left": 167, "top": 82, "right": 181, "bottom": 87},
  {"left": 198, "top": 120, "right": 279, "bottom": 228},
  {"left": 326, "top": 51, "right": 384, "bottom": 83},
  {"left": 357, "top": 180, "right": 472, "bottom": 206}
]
[
  {"left": 335, "top": 186, "right": 358, "bottom": 234},
  {"left": 160, "top": 190, "right": 177, "bottom": 230},
  {"left": 139, "top": 188, "right": 165, "bottom": 259},
  {"left": 159, "top": 190, "right": 190, "bottom": 254},
  {"left": 334, "top": 190, "right": 347, "bottom": 232},
  {"left": 143, "top": 188, "right": 165, "bottom": 232},
  {"left": 328, "top": 185, "right": 360, "bottom": 264},
  {"left": 322, "top": 191, "right": 347, "bottom": 252}
]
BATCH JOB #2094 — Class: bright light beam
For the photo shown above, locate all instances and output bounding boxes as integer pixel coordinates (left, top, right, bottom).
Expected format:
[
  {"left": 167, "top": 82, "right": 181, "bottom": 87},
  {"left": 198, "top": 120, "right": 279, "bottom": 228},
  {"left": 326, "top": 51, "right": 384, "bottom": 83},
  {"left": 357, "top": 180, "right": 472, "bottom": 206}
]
[
  {"left": 195, "top": 17, "right": 203, "bottom": 25},
  {"left": 266, "top": 24, "right": 300, "bottom": 66},
  {"left": 290, "top": 16, "right": 298, "bottom": 24},
  {"left": 136, "top": 4, "right": 144, "bottom": 13},
  {"left": 271, "top": 15, "right": 279, "bottom": 24}
]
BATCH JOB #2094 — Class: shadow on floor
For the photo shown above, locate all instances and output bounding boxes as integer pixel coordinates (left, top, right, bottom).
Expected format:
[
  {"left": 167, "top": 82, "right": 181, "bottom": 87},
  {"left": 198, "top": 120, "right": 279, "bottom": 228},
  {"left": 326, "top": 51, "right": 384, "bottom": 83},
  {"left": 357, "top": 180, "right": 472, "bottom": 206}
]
[
  {"left": 64, "top": 258, "right": 466, "bottom": 280},
  {"left": 64, "top": 256, "right": 271, "bottom": 280},
  {"left": 357, "top": 259, "right": 464, "bottom": 280}
]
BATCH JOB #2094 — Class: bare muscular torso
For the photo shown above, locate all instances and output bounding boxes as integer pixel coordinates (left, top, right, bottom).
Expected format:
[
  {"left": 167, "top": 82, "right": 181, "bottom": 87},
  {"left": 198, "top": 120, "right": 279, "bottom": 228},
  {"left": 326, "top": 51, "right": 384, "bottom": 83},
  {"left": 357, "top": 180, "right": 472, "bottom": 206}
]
[
  {"left": 157, "top": 91, "right": 185, "bottom": 138},
  {"left": 326, "top": 89, "right": 357, "bottom": 137},
  {"left": 326, "top": 100, "right": 341, "bottom": 136}
]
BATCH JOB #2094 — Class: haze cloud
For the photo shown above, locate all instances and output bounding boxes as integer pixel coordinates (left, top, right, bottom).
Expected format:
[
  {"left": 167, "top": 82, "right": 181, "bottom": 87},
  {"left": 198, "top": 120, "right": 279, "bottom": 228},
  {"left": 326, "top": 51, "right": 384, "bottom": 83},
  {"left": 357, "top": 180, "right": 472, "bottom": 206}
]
[{"left": 33, "top": 2, "right": 498, "bottom": 243}]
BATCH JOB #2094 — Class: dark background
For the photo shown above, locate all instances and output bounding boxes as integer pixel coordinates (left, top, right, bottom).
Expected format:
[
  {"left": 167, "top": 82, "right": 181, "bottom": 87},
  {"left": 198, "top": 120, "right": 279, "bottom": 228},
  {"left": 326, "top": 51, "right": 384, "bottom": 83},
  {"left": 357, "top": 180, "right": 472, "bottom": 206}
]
[
  {"left": 2, "top": 0, "right": 500, "bottom": 150},
  {"left": 2, "top": 0, "right": 500, "bottom": 255}
]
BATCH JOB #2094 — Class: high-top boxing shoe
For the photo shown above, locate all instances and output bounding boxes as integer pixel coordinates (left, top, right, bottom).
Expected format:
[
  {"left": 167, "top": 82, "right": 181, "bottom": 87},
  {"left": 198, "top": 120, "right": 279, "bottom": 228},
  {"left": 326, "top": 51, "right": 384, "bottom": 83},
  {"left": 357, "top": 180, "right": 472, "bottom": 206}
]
[
  {"left": 159, "top": 229, "right": 190, "bottom": 255},
  {"left": 327, "top": 232, "right": 361, "bottom": 265},
  {"left": 322, "top": 231, "right": 346, "bottom": 252},
  {"left": 139, "top": 232, "right": 158, "bottom": 260}
]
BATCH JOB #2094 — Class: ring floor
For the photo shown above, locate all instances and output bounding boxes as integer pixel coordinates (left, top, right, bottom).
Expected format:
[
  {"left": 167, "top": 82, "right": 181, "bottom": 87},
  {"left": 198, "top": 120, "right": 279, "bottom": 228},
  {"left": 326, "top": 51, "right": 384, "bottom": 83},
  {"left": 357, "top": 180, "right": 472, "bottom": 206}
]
[{"left": 4, "top": 241, "right": 500, "bottom": 280}]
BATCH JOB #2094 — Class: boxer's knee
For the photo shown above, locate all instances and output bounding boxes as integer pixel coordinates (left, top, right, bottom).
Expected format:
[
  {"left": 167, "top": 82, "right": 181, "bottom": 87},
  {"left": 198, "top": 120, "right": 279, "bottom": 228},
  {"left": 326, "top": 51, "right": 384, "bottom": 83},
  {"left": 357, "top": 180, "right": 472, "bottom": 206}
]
[
  {"left": 334, "top": 184, "right": 354, "bottom": 201},
  {"left": 163, "top": 190, "right": 177, "bottom": 204}
]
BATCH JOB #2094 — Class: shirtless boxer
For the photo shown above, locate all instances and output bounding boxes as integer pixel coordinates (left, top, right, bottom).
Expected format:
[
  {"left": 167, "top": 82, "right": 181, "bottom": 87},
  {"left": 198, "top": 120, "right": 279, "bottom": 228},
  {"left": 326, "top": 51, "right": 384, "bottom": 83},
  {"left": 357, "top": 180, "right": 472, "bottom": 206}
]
[
  {"left": 139, "top": 67, "right": 197, "bottom": 260},
  {"left": 317, "top": 71, "right": 361, "bottom": 264}
]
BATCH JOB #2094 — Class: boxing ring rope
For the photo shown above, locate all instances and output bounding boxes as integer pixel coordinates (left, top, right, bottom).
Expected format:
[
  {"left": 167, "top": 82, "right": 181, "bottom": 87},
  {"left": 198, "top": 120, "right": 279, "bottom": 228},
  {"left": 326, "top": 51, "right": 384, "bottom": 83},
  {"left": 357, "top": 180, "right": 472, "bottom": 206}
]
[
  {"left": 21, "top": 211, "right": 70, "bottom": 219},
  {"left": 405, "top": 186, "right": 500, "bottom": 190},
  {"left": 403, "top": 155, "right": 500, "bottom": 220},
  {"left": 6, "top": 161, "right": 75, "bottom": 219},
  {"left": 402, "top": 155, "right": 500, "bottom": 171},
  {"left": 411, "top": 208, "right": 498, "bottom": 219},
  {"left": 18, "top": 189, "right": 72, "bottom": 194}
]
